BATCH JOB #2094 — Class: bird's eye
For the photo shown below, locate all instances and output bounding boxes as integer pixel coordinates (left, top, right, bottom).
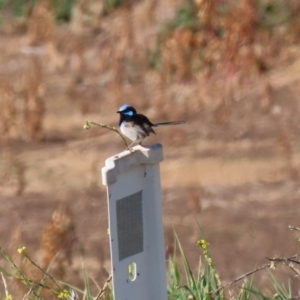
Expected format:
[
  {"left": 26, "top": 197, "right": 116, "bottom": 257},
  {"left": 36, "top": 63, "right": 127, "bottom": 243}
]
[{"left": 125, "top": 110, "right": 134, "bottom": 116}]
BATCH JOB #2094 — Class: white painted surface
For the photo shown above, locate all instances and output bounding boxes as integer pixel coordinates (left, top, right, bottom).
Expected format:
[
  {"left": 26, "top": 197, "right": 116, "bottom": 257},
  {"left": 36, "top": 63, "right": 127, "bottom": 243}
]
[{"left": 102, "top": 144, "right": 167, "bottom": 300}]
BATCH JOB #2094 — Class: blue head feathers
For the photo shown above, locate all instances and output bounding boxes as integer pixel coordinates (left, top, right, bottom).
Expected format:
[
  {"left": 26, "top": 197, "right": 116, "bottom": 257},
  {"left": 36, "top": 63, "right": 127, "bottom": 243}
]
[{"left": 117, "top": 104, "right": 137, "bottom": 116}]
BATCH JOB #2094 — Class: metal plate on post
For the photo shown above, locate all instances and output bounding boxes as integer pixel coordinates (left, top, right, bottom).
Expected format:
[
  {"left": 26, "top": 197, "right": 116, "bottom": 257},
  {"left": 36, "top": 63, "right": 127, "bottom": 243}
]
[{"left": 116, "top": 190, "right": 143, "bottom": 261}]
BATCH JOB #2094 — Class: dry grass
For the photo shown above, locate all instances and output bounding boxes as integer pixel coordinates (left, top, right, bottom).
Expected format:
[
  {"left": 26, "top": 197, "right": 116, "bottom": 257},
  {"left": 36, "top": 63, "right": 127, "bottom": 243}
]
[
  {"left": 0, "top": 56, "right": 45, "bottom": 141},
  {"left": 0, "top": 151, "right": 26, "bottom": 196}
]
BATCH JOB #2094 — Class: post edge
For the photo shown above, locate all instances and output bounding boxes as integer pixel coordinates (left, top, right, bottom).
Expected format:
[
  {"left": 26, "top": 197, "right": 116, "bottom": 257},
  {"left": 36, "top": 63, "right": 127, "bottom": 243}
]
[{"left": 101, "top": 143, "right": 164, "bottom": 186}]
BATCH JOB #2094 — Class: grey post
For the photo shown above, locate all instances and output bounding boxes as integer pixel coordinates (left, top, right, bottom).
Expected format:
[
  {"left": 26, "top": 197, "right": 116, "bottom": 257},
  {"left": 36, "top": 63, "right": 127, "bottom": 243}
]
[{"left": 102, "top": 144, "right": 167, "bottom": 300}]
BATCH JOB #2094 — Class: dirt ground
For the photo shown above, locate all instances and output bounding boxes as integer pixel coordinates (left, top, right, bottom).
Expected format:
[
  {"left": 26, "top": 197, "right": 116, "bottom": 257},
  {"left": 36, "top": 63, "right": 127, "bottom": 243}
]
[{"left": 1, "top": 2, "right": 300, "bottom": 297}]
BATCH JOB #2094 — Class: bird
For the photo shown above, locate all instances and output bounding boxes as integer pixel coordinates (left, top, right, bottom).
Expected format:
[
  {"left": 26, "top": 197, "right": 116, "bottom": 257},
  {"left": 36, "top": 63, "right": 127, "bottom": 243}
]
[{"left": 117, "top": 104, "right": 185, "bottom": 149}]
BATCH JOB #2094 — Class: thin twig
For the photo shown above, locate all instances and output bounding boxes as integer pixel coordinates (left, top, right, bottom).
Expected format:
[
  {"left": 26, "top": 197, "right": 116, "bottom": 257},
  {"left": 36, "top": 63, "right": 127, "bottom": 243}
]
[
  {"left": 268, "top": 255, "right": 298, "bottom": 260},
  {"left": 22, "top": 286, "right": 34, "bottom": 300},
  {"left": 289, "top": 225, "right": 300, "bottom": 232},
  {"left": 84, "top": 120, "right": 128, "bottom": 148},
  {"left": 268, "top": 255, "right": 300, "bottom": 277},
  {"left": 213, "top": 263, "right": 271, "bottom": 293},
  {"left": 36, "top": 252, "right": 60, "bottom": 295},
  {"left": 267, "top": 255, "right": 299, "bottom": 264},
  {"left": 288, "top": 263, "right": 300, "bottom": 277},
  {"left": 0, "top": 247, "right": 33, "bottom": 292},
  {"left": 0, "top": 247, "right": 42, "bottom": 298},
  {"left": 1, "top": 272, "right": 9, "bottom": 297},
  {"left": 23, "top": 252, "right": 61, "bottom": 290},
  {"left": 214, "top": 255, "right": 300, "bottom": 294},
  {"left": 289, "top": 259, "right": 300, "bottom": 265},
  {"left": 94, "top": 274, "right": 112, "bottom": 300}
]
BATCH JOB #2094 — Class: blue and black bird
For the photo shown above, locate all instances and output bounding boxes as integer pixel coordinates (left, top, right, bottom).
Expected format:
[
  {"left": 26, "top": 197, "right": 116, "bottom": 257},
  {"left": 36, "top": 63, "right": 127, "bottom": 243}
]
[{"left": 117, "top": 104, "right": 185, "bottom": 149}]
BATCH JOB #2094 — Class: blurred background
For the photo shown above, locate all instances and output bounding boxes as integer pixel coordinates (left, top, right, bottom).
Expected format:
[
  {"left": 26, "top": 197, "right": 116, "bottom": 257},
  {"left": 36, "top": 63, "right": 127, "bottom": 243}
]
[{"left": 1, "top": 0, "right": 300, "bottom": 297}]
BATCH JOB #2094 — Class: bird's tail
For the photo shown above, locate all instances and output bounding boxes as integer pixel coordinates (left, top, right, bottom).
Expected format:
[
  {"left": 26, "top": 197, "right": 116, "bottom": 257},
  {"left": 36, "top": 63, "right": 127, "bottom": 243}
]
[{"left": 153, "top": 120, "right": 185, "bottom": 127}]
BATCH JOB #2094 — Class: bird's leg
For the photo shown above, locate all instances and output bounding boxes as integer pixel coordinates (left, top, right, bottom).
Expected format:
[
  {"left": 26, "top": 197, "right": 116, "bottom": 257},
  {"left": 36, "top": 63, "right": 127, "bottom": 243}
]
[
  {"left": 126, "top": 140, "right": 145, "bottom": 152},
  {"left": 138, "top": 141, "right": 147, "bottom": 148},
  {"left": 126, "top": 141, "right": 136, "bottom": 152}
]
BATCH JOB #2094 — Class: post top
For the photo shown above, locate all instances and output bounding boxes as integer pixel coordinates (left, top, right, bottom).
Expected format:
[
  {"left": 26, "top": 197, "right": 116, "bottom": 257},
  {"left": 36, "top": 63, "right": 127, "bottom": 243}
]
[{"left": 102, "top": 144, "right": 164, "bottom": 186}]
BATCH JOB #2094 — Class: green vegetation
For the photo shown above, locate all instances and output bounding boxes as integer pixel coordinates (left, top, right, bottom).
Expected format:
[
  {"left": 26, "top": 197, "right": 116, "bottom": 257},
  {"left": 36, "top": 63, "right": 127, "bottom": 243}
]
[
  {"left": 0, "top": 233, "right": 299, "bottom": 299},
  {"left": 51, "top": 0, "right": 76, "bottom": 23},
  {"left": 103, "top": 0, "right": 122, "bottom": 15},
  {"left": 148, "top": 0, "right": 299, "bottom": 76},
  {"left": 172, "top": 1, "right": 199, "bottom": 30},
  {"left": 0, "top": 0, "right": 75, "bottom": 22}
]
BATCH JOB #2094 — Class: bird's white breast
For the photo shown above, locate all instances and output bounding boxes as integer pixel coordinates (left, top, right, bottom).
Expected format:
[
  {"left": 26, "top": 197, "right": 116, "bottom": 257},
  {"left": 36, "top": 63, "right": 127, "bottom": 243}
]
[{"left": 120, "top": 121, "right": 148, "bottom": 142}]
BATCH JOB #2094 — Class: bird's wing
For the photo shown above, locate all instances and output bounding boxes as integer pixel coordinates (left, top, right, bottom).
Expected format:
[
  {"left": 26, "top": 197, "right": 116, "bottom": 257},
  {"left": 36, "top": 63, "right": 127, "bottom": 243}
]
[{"left": 136, "top": 114, "right": 156, "bottom": 135}]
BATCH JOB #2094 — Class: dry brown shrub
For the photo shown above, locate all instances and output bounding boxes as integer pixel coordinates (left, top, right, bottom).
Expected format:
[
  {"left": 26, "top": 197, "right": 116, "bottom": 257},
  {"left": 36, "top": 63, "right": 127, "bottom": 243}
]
[
  {"left": 0, "top": 85, "right": 16, "bottom": 138},
  {"left": 195, "top": 0, "right": 218, "bottom": 29},
  {"left": 0, "top": 56, "right": 45, "bottom": 141},
  {"left": 0, "top": 151, "right": 27, "bottom": 196},
  {"left": 28, "top": 0, "right": 56, "bottom": 46},
  {"left": 41, "top": 205, "right": 76, "bottom": 275},
  {"left": 186, "top": 185, "right": 202, "bottom": 214},
  {"left": 144, "top": 0, "right": 158, "bottom": 24},
  {"left": 6, "top": 206, "right": 76, "bottom": 298},
  {"left": 22, "top": 58, "right": 45, "bottom": 140},
  {"left": 197, "top": 0, "right": 260, "bottom": 79},
  {"left": 71, "top": 0, "right": 104, "bottom": 30},
  {"left": 159, "top": 0, "right": 264, "bottom": 87},
  {"left": 222, "top": 0, "right": 259, "bottom": 70},
  {"left": 162, "top": 28, "right": 196, "bottom": 81},
  {"left": 276, "top": 129, "right": 299, "bottom": 180}
]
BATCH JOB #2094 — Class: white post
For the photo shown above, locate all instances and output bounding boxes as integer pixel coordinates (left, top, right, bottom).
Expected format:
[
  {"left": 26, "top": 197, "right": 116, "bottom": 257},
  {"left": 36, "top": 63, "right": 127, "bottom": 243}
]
[{"left": 102, "top": 144, "right": 167, "bottom": 300}]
